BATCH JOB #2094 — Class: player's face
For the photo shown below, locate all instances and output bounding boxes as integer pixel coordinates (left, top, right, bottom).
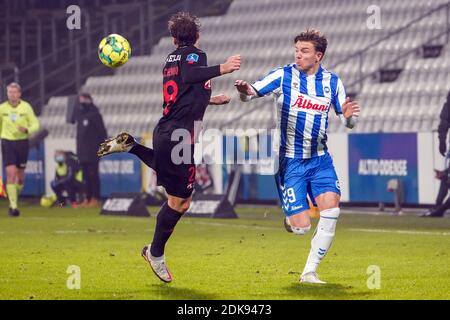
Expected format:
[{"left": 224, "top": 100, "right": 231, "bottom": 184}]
[
  {"left": 295, "top": 41, "right": 322, "bottom": 72},
  {"left": 7, "top": 87, "right": 21, "bottom": 104}
]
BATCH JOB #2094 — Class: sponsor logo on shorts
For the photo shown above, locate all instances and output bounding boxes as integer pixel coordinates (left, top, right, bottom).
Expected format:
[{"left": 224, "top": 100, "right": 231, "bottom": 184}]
[{"left": 335, "top": 180, "right": 341, "bottom": 190}]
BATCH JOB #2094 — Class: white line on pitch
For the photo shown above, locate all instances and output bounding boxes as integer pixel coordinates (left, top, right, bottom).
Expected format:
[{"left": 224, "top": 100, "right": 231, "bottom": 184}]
[
  {"left": 182, "top": 220, "right": 278, "bottom": 231},
  {"left": 183, "top": 221, "right": 450, "bottom": 236},
  {"left": 54, "top": 230, "right": 126, "bottom": 234},
  {"left": 349, "top": 228, "right": 450, "bottom": 236}
]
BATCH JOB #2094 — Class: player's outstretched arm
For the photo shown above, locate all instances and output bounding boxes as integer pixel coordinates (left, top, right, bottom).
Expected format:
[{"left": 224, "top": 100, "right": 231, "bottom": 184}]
[
  {"left": 234, "top": 80, "right": 256, "bottom": 102},
  {"left": 182, "top": 54, "right": 241, "bottom": 84},
  {"left": 340, "top": 97, "right": 361, "bottom": 129},
  {"left": 220, "top": 55, "right": 241, "bottom": 75},
  {"left": 209, "top": 94, "right": 231, "bottom": 105}
]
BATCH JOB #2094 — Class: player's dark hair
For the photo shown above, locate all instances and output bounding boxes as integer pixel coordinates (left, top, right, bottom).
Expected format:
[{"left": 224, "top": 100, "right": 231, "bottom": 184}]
[
  {"left": 294, "top": 29, "right": 328, "bottom": 59},
  {"left": 168, "top": 11, "right": 200, "bottom": 47}
]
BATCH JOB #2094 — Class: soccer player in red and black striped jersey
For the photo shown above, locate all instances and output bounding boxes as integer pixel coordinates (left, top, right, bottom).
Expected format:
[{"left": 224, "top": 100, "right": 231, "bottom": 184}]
[{"left": 97, "top": 12, "right": 240, "bottom": 282}]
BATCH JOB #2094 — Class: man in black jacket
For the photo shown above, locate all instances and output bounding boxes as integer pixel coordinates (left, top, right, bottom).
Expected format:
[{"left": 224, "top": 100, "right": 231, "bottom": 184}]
[
  {"left": 76, "top": 93, "right": 107, "bottom": 207},
  {"left": 438, "top": 91, "right": 450, "bottom": 158},
  {"left": 422, "top": 91, "right": 450, "bottom": 217}
]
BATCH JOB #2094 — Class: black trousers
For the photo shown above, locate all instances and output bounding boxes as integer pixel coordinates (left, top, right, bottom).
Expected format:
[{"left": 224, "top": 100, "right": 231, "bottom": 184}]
[
  {"left": 81, "top": 161, "right": 101, "bottom": 200},
  {"left": 435, "top": 177, "right": 449, "bottom": 206},
  {"left": 428, "top": 177, "right": 450, "bottom": 216},
  {"left": 51, "top": 179, "right": 85, "bottom": 203}
]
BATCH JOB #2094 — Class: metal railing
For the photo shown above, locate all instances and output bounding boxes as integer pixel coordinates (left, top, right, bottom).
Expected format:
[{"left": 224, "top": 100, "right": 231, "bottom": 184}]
[
  {"left": 331, "top": 1, "right": 450, "bottom": 92},
  {"left": 41, "top": 3, "right": 186, "bottom": 107},
  {"left": 232, "top": 1, "right": 450, "bottom": 126},
  {"left": 0, "top": 0, "right": 191, "bottom": 113}
]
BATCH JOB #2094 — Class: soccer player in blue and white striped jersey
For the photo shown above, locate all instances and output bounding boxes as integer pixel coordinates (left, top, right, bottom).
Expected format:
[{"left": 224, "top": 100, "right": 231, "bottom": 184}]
[{"left": 235, "top": 30, "right": 360, "bottom": 284}]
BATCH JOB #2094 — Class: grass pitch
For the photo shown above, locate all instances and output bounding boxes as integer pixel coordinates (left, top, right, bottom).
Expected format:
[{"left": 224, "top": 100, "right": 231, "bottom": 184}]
[{"left": 0, "top": 200, "right": 449, "bottom": 300}]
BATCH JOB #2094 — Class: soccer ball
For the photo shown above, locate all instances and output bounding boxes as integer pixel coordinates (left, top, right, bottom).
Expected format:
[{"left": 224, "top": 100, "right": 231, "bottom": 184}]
[
  {"left": 98, "top": 34, "right": 131, "bottom": 68},
  {"left": 40, "top": 194, "right": 57, "bottom": 208}
]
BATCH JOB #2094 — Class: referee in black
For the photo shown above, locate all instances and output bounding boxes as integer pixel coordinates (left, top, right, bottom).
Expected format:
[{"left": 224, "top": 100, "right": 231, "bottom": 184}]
[
  {"left": 0, "top": 82, "right": 40, "bottom": 216},
  {"left": 97, "top": 12, "right": 240, "bottom": 282}
]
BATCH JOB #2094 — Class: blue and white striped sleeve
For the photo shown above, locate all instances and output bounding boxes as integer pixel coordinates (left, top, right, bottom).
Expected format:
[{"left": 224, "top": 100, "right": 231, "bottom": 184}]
[
  {"left": 331, "top": 76, "right": 346, "bottom": 115},
  {"left": 334, "top": 76, "right": 357, "bottom": 128},
  {"left": 251, "top": 68, "right": 283, "bottom": 97}
]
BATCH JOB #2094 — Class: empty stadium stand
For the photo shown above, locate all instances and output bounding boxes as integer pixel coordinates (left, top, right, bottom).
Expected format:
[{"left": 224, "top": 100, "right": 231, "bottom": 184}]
[{"left": 38, "top": 0, "right": 450, "bottom": 137}]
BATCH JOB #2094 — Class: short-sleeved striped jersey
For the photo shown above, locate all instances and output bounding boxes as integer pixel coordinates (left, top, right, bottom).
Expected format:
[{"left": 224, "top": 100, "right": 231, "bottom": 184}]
[{"left": 251, "top": 64, "right": 346, "bottom": 159}]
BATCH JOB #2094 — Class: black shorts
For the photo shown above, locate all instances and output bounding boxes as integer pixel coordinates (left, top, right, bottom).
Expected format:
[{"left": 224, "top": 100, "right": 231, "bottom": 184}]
[
  {"left": 1, "top": 139, "right": 29, "bottom": 169},
  {"left": 153, "top": 126, "right": 196, "bottom": 199}
]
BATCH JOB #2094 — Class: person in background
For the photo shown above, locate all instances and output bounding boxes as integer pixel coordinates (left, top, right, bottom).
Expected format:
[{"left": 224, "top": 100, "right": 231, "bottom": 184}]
[
  {"left": 75, "top": 93, "right": 107, "bottom": 208},
  {"left": 422, "top": 91, "right": 450, "bottom": 217},
  {"left": 50, "top": 150, "right": 85, "bottom": 208},
  {"left": 0, "top": 82, "right": 40, "bottom": 217}
]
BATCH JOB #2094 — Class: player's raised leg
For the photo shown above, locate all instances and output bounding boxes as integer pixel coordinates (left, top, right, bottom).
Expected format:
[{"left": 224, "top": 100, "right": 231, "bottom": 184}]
[
  {"left": 97, "top": 131, "right": 156, "bottom": 169},
  {"left": 97, "top": 132, "right": 136, "bottom": 156},
  {"left": 275, "top": 167, "right": 312, "bottom": 235},
  {"left": 284, "top": 210, "right": 311, "bottom": 235}
]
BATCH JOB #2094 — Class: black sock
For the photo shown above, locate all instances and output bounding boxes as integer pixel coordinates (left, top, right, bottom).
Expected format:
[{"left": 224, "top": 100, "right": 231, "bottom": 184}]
[
  {"left": 150, "top": 202, "right": 183, "bottom": 257},
  {"left": 129, "top": 144, "right": 155, "bottom": 169}
]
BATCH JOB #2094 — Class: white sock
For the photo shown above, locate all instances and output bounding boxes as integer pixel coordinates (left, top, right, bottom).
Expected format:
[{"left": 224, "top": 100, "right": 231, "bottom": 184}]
[
  {"left": 150, "top": 253, "right": 165, "bottom": 262},
  {"left": 302, "top": 207, "right": 340, "bottom": 275}
]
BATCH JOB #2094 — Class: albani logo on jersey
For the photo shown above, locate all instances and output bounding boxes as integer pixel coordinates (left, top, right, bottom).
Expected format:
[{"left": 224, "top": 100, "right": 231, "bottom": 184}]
[{"left": 291, "top": 93, "right": 329, "bottom": 112}]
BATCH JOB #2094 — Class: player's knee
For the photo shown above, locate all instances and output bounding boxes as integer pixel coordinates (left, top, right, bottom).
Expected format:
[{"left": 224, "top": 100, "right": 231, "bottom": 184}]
[
  {"left": 5, "top": 167, "right": 17, "bottom": 183},
  {"left": 318, "top": 207, "right": 340, "bottom": 233},
  {"left": 178, "top": 200, "right": 191, "bottom": 213},
  {"left": 291, "top": 224, "right": 311, "bottom": 235},
  {"left": 168, "top": 197, "right": 191, "bottom": 213},
  {"left": 320, "top": 207, "right": 340, "bottom": 219}
]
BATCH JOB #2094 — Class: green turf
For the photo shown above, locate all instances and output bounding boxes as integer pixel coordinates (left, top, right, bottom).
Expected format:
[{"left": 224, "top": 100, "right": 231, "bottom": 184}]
[{"left": 0, "top": 200, "right": 449, "bottom": 300}]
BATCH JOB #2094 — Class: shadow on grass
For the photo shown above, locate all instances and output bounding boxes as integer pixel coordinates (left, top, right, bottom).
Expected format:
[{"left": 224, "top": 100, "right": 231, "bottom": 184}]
[
  {"left": 145, "top": 284, "right": 218, "bottom": 300},
  {"left": 96, "top": 285, "right": 218, "bottom": 300},
  {"left": 282, "top": 283, "right": 373, "bottom": 300}
]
